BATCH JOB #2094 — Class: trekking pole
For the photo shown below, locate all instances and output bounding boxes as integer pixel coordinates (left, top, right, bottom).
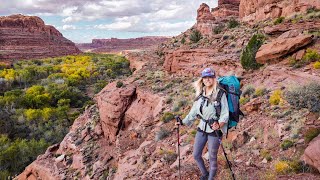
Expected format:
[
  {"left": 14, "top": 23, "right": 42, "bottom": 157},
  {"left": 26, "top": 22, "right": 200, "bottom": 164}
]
[
  {"left": 175, "top": 116, "right": 182, "bottom": 180},
  {"left": 213, "top": 120, "right": 236, "bottom": 180}
]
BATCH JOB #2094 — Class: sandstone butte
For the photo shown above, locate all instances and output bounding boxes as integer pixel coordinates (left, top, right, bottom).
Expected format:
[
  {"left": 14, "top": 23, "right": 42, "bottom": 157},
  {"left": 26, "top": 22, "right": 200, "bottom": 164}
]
[
  {"left": 13, "top": 0, "right": 320, "bottom": 179},
  {"left": 0, "top": 14, "right": 81, "bottom": 62}
]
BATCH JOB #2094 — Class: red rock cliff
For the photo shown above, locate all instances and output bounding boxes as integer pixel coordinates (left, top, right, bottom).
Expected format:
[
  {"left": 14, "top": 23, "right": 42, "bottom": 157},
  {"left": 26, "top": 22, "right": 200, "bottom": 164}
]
[
  {"left": 212, "top": 0, "right": 241, "bottom": 17},
  {"left": 240, "top": 0, "right": 320, "bottom": 22},
  {"left": 0, "top": 14, "right": 81, "bottom": 61}
]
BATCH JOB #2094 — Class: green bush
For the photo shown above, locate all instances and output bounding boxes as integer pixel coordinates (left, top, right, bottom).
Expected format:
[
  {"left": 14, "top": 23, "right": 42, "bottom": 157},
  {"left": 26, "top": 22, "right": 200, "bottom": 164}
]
[
  {"left": 189, "top": 30, "right": 202, "bottom": 43},
  {"left": 304, "top": 128, "right": 320, "bottom": 143},
  {"left": 116, "top": 81, "right": 124, "bottom": 88},
  {"left": 307, "top": 7, "right": 320, "bottom": 14},
  {"left": 161, "top": 112, "right": 174, "bottom": 123},
  {"left": 213, "top": 24, "right": 225, "bottom": 34},
  {"left": 0, "top": 135, "right": 49, "bottom": 175},
  {"left": 281, "top": 139, "right": 294, "bottom": 150},
  {"left": 285, "top": 83, "right": 320, "bottom": 112},
  {"left": 228, "top": 18, "right": 240, "bottom": 29},
  {"left": 240, "top": 34, "right": 264, "bottom": 70},
  {"left": 274, "top": 17, "right": 285, "bottom": 25},
  {"left": 303, "top": 49, "right": 320, "bottom": 63},
  {"left": 181, "top": 37, "right": 186, "bottom": 44}
]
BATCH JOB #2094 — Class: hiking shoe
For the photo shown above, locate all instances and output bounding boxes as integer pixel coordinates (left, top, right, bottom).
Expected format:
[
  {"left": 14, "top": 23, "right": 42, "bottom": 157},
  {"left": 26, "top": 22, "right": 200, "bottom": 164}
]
[{"left": 200, "top": 174, "right": 208, "bottom": 180}]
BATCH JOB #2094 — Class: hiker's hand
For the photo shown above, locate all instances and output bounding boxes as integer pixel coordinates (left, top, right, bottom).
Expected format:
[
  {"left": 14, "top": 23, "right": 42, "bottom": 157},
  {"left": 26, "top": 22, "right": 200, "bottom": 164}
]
[
  {"left": 175, "top": 122, "right": 181, "bottom": 127},
  {"left": 211, "top": 122, "right": 220, "bottom": 130}
]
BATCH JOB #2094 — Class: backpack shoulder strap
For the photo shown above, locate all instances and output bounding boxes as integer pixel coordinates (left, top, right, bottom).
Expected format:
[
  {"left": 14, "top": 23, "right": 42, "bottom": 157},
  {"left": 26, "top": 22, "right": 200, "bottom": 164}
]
[{"left": 216, "top": 85, "right": 227, "bottom": 102}]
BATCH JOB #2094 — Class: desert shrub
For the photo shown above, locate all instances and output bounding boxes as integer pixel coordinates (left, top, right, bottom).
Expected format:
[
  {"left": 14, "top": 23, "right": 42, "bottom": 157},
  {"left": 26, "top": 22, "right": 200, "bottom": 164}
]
[
  {"left": 242, "top": 85, "right": 255, "bottom": 97},
  {"left": 116, "top": 81, "right": 123, "bottom": 88},
  {"left": 181, "top": 37, "right": 186, "bottom": 44},
  {"left": 285, "top": 83, "right": 320, "bottom": 112},
  {"left": 228, "top": 18, "right": 240, "bottom": 29},
  {"left": 177, "top": 100, "right": 187, "bottom": 108},
  {"left": 313, "top": 61, "right": 320, "bottom": 69},
  {"left": 213, "top": 24, "right": 225, "bottom": 34},
  {"left": 161, "top": 112, "right": 174, "bottom": 123},
  {"left": 240, "top": 34, "right": 264, "bottom": 70},
  {"left": 159, "top": 149, "right": 177, "bottom": 164},
  {"left": 289, "top": 56, "right": 304, "bottom": 68},
  {"left": 254, "top": 88, "right": 267, "bottom": 97},
  {"left": 274, "top": 161, "right": 290, "bottom": 174},
  {"left": 307, "top": 7, "right": 320, "bottom": 14},
  {"left": 280, "top": 139, "right": 294, "bottom": 150},
  {"left": 155, "top": 128, "right": 170, "bottom": 141},
  {"left": 274, "top": 17, "right": 285, "bottom": 25},
  {"left": 165, "top": 97, "right": 173, "bottom": 104},
  {"left": 269, "top": 90, "right": 282, "bottom": 105},
  {"left": 239, "top": 97, "right": 250, "bottom": 105},
  {"left": 260, "top": 149, "right": 272, "bottom": 161},
  {"left": 303, "top": 49, "right": 320, "bottom": 63},
  {"left": 274, "top": 159, "right": 306, "bottom": 175},
  {"left": 189, "top": 30, "right": 202, "bottom": 43},
  {"left": 94, "top": 80, "right": 108, "bottom": 93},
  {"left": 304, "top": 128, "right": 320, "bottom": 143}
]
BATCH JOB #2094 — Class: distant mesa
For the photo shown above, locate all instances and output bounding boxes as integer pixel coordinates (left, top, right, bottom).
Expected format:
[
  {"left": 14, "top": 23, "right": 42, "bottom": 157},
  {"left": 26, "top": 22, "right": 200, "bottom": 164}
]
[
  {"left": 76, "top": 36, "right": 170, "bottom": 53},
  {"left": 0, "top": 14, "right": 81, "bottom": 62}
]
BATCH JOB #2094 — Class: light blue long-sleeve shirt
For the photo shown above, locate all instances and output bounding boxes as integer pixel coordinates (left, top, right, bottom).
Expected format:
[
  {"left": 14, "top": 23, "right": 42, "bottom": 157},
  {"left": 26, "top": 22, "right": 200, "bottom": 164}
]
[{"left": 182, "top": 88, "right": 229, "bottom": 134}]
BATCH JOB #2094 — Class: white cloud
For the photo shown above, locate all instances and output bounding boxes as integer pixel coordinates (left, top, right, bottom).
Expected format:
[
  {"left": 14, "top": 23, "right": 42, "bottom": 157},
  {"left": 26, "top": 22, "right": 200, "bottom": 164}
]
[
  {"left": 62, "top": 25, "right": 77, "bottom": 30},
  {"left": 0, "top": 0, "right": 218, "bottom": 42}
]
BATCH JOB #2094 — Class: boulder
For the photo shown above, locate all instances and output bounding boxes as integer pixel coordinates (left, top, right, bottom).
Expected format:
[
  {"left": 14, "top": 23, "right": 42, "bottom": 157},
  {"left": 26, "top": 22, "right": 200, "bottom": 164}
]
[
  {"left": 302, "top": 134, "right": 320, "bottom": 172},
  {"left": 95, "top": 82, "right": 136, "bottom": 142},
  {"left": 256, "top": 33, "right": 313, "bottom": 64}
]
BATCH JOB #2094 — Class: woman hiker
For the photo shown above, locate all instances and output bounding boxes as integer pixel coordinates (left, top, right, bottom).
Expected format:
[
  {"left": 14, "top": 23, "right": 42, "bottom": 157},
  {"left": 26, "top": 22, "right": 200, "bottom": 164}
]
[{"left": 176, "top": 67, "right": 229, "bottom": 180}]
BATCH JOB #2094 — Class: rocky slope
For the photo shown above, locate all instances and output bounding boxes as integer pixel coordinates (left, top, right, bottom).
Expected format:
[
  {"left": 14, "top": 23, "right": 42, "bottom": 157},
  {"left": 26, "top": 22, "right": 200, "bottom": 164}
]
[
  {"left": 0, "top": 14, "right": 81, "bottom": 62},
  {"left": 17, "top": 1, "right": 320, "bottom": 180},
  {"left": 240, "top": 0, "right": 320, "bottom": 22},
  {"left": 76, "top": 37, "right": 170, "bottom": 53}
]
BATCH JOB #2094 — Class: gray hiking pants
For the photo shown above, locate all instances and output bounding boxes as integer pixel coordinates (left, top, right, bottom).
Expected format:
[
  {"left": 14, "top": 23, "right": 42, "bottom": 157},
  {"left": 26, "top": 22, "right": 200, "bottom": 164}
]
[{"left": 193, "top": 130, "right": 221, "bottom": 180}]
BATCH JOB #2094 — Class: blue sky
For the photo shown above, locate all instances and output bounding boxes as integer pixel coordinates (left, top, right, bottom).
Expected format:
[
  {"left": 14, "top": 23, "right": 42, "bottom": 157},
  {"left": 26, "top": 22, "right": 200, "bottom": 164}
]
[{"left": 1, "top": 0, "right": 218, "bottom": 43}]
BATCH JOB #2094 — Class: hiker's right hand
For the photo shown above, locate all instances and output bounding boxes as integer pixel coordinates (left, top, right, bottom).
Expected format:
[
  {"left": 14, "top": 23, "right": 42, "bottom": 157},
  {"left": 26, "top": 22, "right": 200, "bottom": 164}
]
[{"left": 175, "top": 121, "right": 182, "bottom": 128}]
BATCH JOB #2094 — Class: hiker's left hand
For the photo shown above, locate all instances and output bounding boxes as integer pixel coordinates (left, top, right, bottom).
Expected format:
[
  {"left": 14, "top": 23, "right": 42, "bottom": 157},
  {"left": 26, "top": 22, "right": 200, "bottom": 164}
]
[{"left": 211, "top": 122, "right": 220, "bottom": 130}]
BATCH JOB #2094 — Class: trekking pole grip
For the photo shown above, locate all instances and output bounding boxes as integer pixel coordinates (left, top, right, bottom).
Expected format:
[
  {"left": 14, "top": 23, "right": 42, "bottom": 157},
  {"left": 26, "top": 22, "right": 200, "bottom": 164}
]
[{"left": 175, "top": 116, "right": 183, "bottom": 125}]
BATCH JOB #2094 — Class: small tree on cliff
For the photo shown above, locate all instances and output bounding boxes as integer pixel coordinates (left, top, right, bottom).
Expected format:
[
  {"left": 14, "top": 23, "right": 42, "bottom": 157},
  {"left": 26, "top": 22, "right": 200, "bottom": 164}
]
[
  {"left": 240, "top": 34, "right": 265, "bottom": 70},
  {"left": 189, "top": 30, "right": 202, "bottom": 43}
]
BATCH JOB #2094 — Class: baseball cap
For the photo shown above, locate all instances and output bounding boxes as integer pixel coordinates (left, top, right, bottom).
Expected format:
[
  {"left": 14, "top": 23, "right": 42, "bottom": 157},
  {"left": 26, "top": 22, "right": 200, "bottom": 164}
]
[{"left": 201, "top": 68, "right": 215, "bottom": 78}]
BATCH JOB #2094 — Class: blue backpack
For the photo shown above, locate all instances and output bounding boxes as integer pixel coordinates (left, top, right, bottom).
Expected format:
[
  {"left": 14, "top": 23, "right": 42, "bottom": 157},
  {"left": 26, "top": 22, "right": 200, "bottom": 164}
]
[{"left": 216, "top": 75, "right": 244, "bottom": 137}]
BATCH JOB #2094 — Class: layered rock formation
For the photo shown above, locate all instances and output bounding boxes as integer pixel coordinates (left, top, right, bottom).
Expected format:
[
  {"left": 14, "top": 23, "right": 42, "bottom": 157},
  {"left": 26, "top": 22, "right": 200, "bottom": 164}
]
[
  {"left": 196, "top": 1, "right": 240, "bottom": 35},
  {"left": 212, "top": 0, "right": 241, "bottom": 17},
  {"left": 0, "top": 14, "right": 80, "bottom": 61},
  {"left": 76, "top": 36, "right": 170, "bottom": 53},
  {"left": 17, "top": 81, "right": 165, "bottom": 179},
  {"left": 239, "top": 0, "right": 320, "bottom": 22}
]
